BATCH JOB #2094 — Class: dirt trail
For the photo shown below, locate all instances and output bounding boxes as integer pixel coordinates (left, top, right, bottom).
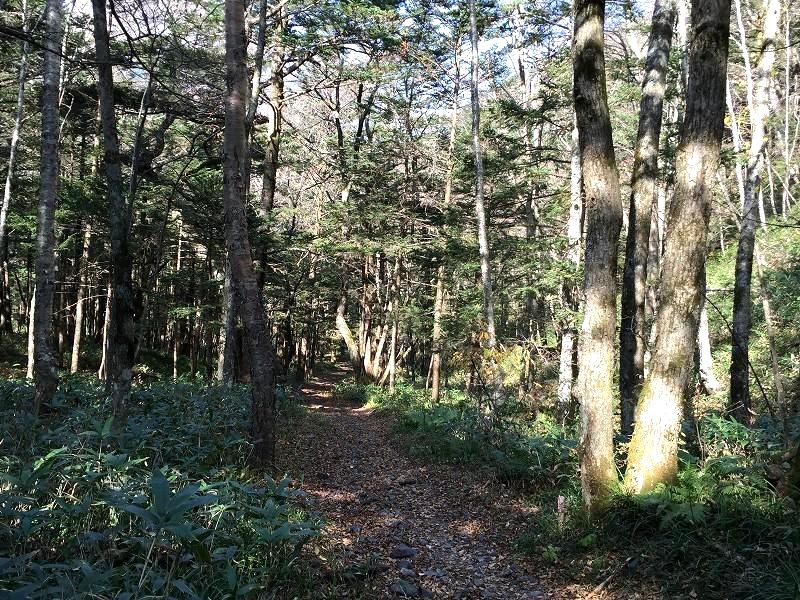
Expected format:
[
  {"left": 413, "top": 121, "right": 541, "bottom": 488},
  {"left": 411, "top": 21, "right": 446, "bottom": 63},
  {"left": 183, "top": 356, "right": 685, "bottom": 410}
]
[{"left": 279, "top": 370, "right": 556, "bottom": 599}]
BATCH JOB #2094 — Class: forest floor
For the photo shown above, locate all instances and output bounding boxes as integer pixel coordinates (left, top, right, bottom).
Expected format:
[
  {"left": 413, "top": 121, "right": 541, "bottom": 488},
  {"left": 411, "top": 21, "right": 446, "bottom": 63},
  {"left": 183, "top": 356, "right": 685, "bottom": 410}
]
[{"left": 279, "top": 368, "right": 582, "bottom": 599}]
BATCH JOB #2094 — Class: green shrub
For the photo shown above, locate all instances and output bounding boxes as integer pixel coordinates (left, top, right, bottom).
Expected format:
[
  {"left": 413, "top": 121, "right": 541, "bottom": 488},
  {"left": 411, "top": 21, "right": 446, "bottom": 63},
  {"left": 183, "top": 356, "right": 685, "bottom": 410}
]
[{"left": 0, "top": 377, "right": 321, "bottom": 598}]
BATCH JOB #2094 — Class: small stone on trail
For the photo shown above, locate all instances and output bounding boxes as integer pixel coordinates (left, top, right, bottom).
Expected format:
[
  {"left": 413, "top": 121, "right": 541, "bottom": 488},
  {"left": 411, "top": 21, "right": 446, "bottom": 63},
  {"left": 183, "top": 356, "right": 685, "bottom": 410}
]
[
  {"left": 422, "top": 567, "right": 446, "bottom": 580},
  {"left": 396, "top": 473, "right": 418, "bottom": 485},
  {"left": 390, "top": 579, "right": 419, "bottom": 597},
  {"left": 390, "top": 543, "right": 418, "bottom": 559},
  {"left": 396, "top": 559, "right": 412, "bottom": 569},
  {"left": 400, "top": 567, "right": 416, "bottom": 578}
]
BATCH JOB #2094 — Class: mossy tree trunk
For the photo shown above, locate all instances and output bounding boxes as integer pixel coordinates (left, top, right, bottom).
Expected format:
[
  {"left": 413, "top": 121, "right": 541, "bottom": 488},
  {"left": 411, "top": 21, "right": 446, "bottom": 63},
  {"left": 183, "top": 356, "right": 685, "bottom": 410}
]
[
  {"left": 626, "top": 0, "right": 731, "bottom": 494},
  {"left": 572, "top": 0, "right": 623, "bottom": 515},
  {"left": 620, "top": 0, "right": 677, "bottom": 440}
]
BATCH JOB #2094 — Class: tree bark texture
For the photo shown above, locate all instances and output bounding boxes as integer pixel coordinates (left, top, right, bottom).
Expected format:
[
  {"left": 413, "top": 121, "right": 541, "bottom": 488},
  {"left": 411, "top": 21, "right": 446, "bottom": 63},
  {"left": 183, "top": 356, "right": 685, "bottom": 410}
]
[
  {"left": 626, "top": 0, "right": 731, "bottom": 494},
  {"left": 224, "top": 0, "right": 276, "bottom": 468},
  {"left": 32, "top": 0, "right": 63, "bottom": 414},
  {"left": 573, "top": 0, "right": 624, "bottom": 515},
  {"left": 620, "top": 0, "right": 677, "bottom": 439},
  {"left": 92, "top": 0, "right": 137, "bottom": 423}
]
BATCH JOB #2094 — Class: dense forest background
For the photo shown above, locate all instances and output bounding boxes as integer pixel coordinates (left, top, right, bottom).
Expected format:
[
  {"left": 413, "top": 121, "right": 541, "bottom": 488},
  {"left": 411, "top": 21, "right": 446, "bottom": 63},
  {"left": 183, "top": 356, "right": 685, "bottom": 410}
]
[{"left": 0, "top": 0, "right": 799, "bottom": 597}]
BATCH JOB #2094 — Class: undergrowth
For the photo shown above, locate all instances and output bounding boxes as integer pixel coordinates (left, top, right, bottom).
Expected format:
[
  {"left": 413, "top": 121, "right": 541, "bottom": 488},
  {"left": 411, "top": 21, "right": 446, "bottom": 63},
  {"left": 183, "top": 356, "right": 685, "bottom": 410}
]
[
  {"left": 520, "top": 415, "right": 800, "bottom": 599},
  {"left": 0, "top": 376, "right": 323, "bottom": 599},
  {"left": 346, "top": 379, "right": 799, "bottom": 598},
  {"left": 343, "top": 381, "right": 578, "bottom": 486}
]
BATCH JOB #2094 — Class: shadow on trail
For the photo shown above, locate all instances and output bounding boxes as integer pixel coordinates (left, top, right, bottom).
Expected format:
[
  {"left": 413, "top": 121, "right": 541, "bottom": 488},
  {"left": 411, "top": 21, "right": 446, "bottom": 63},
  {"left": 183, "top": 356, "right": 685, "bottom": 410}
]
[{"left": 279, "top": 368, "right": 556, "bottom": 599}]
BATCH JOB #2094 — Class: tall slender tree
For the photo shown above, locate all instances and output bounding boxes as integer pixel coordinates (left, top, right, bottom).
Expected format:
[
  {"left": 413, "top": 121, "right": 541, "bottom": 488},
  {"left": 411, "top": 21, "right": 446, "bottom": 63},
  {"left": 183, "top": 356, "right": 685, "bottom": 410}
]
[
  {"left": 0, "top": 0, "right": 29, "bottom": 334},
  {"left": 729, "top": 0, "right": 782, "bottom": 423},
  {"left": 572, "top": 0, "right": 623, "bottom": 514},
  {"left": 223, "top": 0, "right": 277, "bottom": 467},
  {"left": 32, "top": 0, "right": 63, "bottom": 413},
  {"left": 469, "top": 0, "right": 503, "bottom": 407},
  {"left": 91, "top": 0, "right": 136, "bottom": 423}
]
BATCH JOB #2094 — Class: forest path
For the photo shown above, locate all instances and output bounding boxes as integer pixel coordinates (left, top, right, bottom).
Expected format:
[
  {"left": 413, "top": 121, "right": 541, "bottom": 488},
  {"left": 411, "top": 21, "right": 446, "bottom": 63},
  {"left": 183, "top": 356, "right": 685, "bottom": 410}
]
[{"left": 279, "top": 368, "right": 556, "bottom": 599}]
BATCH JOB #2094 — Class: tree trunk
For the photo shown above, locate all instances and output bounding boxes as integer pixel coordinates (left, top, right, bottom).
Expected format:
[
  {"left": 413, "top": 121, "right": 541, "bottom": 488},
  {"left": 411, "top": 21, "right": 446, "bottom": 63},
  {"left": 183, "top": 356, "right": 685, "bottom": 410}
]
[
  {"left": 217, "top": 256, "right": 237, "bottom": 385},
  {"left": 557, "top": 125, "right": 582, "bottom": 422},
  {"left": 0, "top": 0, "right": 29, "bottom": 335},
  {"left": 729, "top": 0, "right": 781, "bottom": 424},
  {"left": 26, "top": 287, "right": 35, "bottom": 380},
  {"left": 470, "top": 0, "right": 496, "bottom": 348},
  {"left": 70, "top": 224, "right": 91, "bottom": 372},
  {"left": 224, "top": 0, "right": 276, "bottom": 468},
  {"left": 430, "top": 47, "right": 460, "bottom": 403},
  {"left": 620, "top": 0, "right": 677, "bottom": 440},
  {"left": 260, "top": 8, "right": 288, "bottom": 217},
  {"left": 697, "top": 290, "right": 719, "bottom": 394},
  {"left": 430, "top": 265, "right": 446, "bottom": 401},
  {"left": 572, "top": 0, "right": 624, "bottom": 515},
  {"left": 97, "top": 279, "right": 111, "bottom": 381},
  {"left": 626, "top": 0, "right": 731, "bottom": 494},
  {"left": 92, "top": 0, "right": 137, "bottom": 423},
  {"left": 33, "top": 0, "right": 63, "bottom": 414},
  {"left": 336, "top": 292, "right": 364, "bottom": 379},
  {"left": 470, "top": 0, "right": 501, "bottom": 404}
]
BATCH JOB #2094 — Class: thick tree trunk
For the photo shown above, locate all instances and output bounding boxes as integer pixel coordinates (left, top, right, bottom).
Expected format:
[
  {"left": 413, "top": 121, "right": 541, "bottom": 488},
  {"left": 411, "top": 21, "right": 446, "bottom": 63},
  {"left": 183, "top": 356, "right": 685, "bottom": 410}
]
[
  {"left": 70, "top": 224, "right": 91, "bottom": 372},
  {"left": 572, "top": 0, "right": 623, "bottom": 515},
  {"left": 626, "top": 0, "right": 731, "bottom": 494},
  {"left": 729, "top": 0, "right": 781, "bottom": 424},
  {"left": 92, "top": 0, "right": 136, "bottom": 423},
  {"left": 619, "top": 0, "right": 677, "bottom": 439},
  {"left": 33, "top": 0, "right": 63, "bottom": 413},
  {"left": 224, "top": 0, "right": 276, "bottom": 468}
]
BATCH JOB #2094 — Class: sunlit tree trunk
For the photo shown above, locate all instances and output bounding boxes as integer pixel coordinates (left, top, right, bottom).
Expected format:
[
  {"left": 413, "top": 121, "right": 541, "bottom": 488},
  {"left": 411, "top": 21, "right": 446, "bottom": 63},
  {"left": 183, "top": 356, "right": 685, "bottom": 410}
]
[
  {"left": 224, "top": 0, "right": 276, "bottom": 467},
  {"left": 619, "top": 0, "right": 677, "bottom": 439},
  {"left": 217, "top": 256, "right": 236, "bottom": 385},
  {"left": 626, "top": 0, "right": 731, "bottom": 494},
  {"left": 557, "top": 125, "right": 582, "bottom": 422},
  {"left": 70, "top": 224, "right": 91, "bottom": 372},
  {"left": 469, "top": 0, "right": 502, "bottom": 407},
  {"left": 729, "top": 0, "right": 781, "bottom": 424},
  {"left": 97, "top": 279, "right": 111, "bottom": 381},
  {"left": 470, "top": 0, "right": 497, "bottom": 350},
  {"left": 26, "top": 287, "right": 35, "bottom": 379},
  {"left": 572, "top": 0, "right": 624, "bottom": 515},
  {"left": 697, "top": 297, "right": 719, "bottom": 394},
  {"left": 33, "top": 0, "right": 63, "bottom": 414}
]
